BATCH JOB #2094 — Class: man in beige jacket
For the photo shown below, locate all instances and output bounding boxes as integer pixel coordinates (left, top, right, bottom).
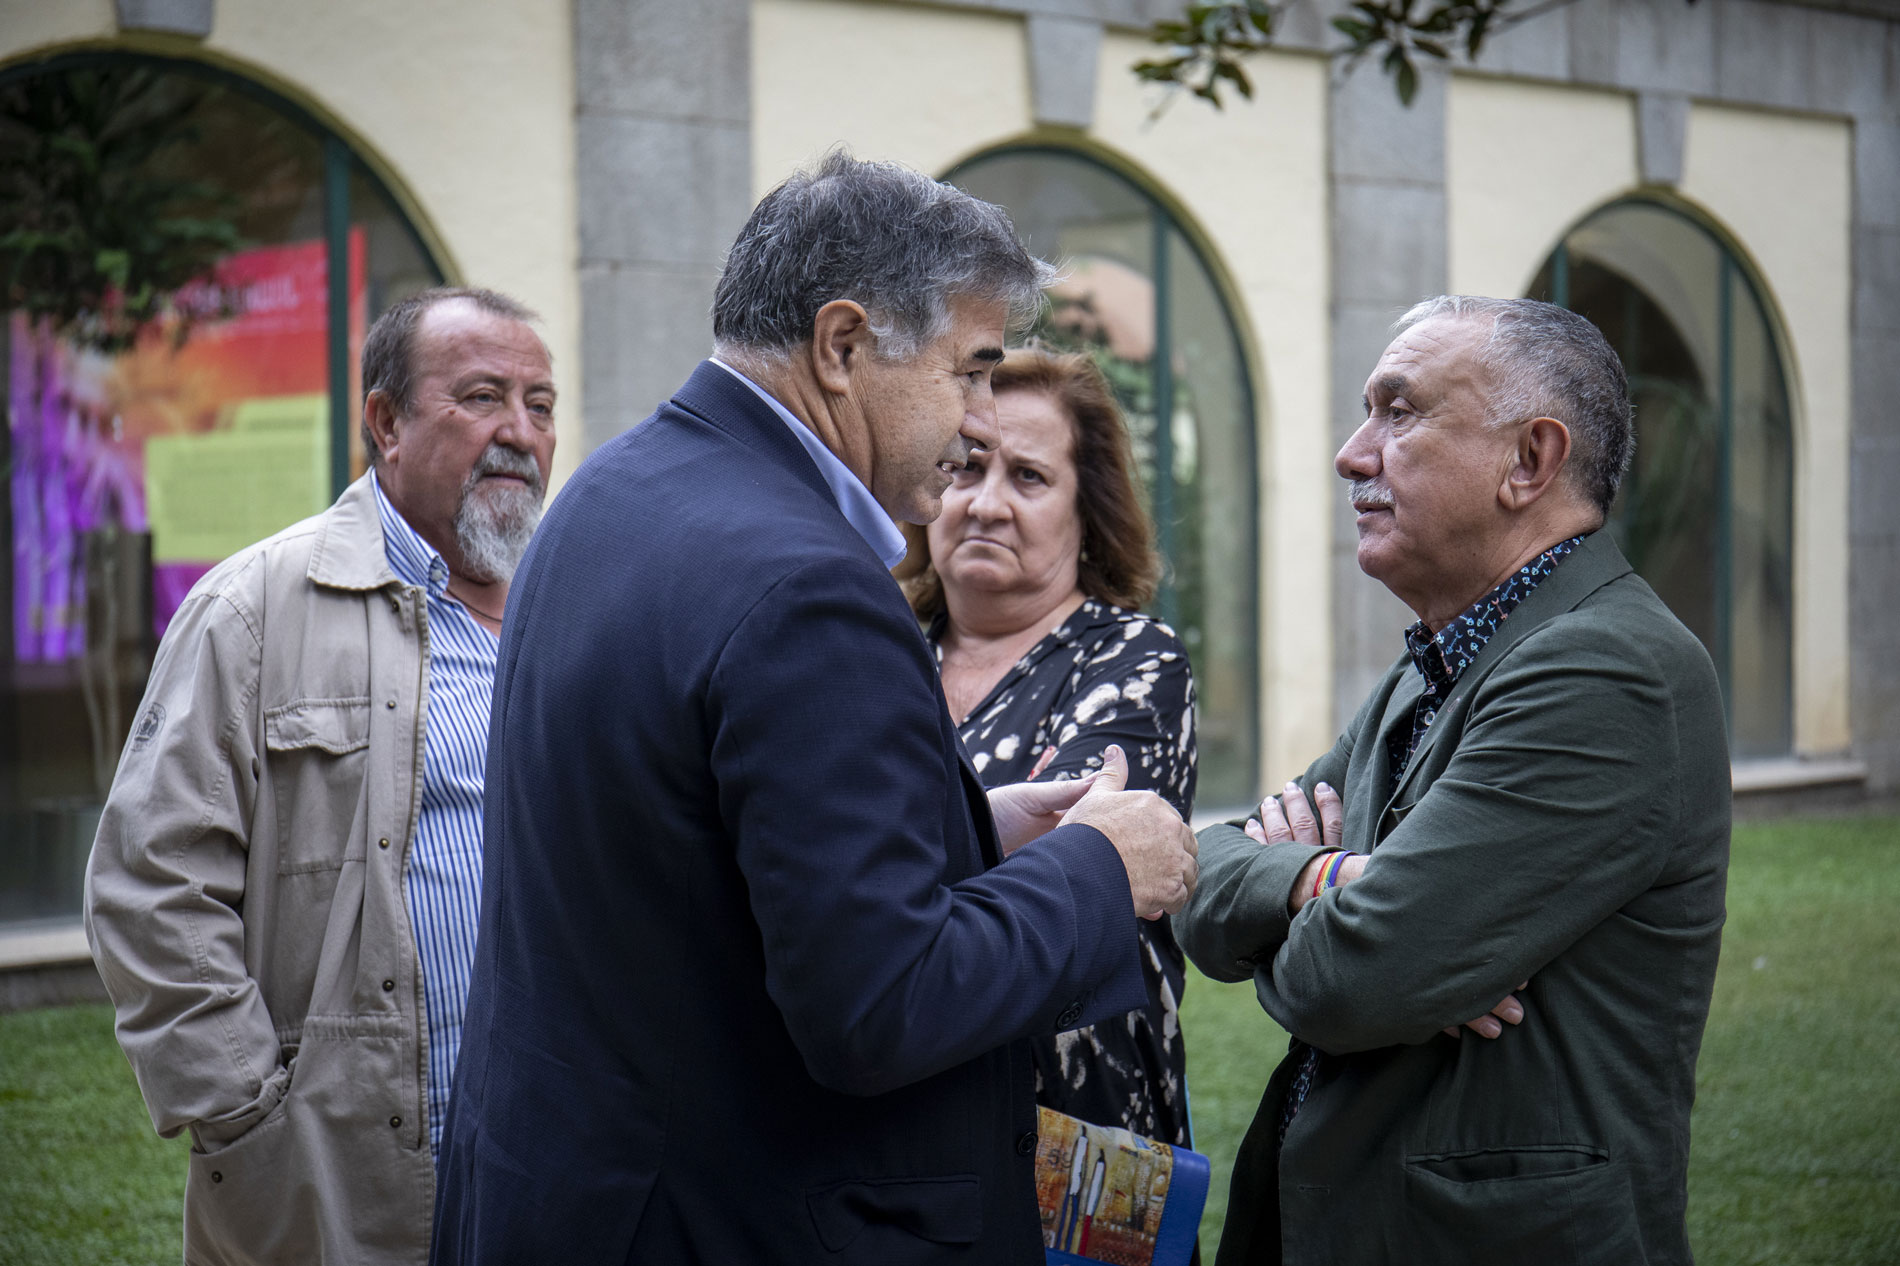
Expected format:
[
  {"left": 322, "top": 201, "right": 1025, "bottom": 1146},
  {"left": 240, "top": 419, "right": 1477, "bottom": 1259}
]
[{"left": 85, "top": 287, "right": 556, "bottom": 1265}]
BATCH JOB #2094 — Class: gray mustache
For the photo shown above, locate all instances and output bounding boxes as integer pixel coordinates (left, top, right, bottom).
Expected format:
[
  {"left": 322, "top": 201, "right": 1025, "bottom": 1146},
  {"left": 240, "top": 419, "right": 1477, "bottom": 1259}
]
[
  {"left": 1348, "top": 479, "right": 1392, "bottom": 508},
  {"left": 472, "top": 444, "right": 543, "bottom": 492}
]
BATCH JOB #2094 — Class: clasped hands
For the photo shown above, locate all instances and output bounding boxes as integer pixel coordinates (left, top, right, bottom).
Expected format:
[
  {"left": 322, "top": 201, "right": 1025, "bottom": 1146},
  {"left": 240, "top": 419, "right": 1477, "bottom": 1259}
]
[
  {"left": 986, "top": 745, "right": 1198, "bottom": 921},
  {"left": 1248, "top": 781, "right": 1527, "bottom": 1043}
]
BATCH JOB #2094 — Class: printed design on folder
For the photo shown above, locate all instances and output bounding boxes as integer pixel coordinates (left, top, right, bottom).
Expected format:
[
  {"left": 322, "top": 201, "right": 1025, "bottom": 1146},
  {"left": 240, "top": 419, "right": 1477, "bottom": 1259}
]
[{"left": 1035, "top": 1106, "right": 1179, "bottom": 1265}]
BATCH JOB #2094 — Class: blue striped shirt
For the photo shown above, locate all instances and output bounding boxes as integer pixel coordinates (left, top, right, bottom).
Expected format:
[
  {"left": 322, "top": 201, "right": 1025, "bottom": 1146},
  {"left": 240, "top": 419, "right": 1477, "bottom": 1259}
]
[{"left": 373, "top": 473, "right": 493, "bottom": 1157}]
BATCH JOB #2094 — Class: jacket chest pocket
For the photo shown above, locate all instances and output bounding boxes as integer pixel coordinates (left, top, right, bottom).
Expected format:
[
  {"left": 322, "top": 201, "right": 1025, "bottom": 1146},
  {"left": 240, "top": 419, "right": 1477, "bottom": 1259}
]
[{"left": 263, "top": 697, "right": 372, "bottom": 873}]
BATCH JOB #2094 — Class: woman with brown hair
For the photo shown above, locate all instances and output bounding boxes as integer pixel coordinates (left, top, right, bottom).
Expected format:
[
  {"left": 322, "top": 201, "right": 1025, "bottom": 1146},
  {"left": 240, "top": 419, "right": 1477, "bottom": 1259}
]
[{"left": 898, "top": 345, "right": 1197, "bottom": 1147}]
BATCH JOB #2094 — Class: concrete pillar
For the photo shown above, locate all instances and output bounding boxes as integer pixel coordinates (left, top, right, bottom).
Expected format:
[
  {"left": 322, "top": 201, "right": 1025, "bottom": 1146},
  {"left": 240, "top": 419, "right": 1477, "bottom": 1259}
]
[
  {"left": 573, "top": 0, "right": 755, "bottom": 453},
  {"left": 1850, "top": 111, "right": 1900, "bottom": 788},
  {"left": 1326, "top": 56, "right": 1448, "bottom": 726}
]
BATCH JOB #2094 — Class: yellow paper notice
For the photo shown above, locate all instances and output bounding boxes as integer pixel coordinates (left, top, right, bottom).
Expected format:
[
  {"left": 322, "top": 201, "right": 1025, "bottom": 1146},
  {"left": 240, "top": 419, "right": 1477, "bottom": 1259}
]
[{"left": 146, "top": 394, "right": 330, "bottom": 563}]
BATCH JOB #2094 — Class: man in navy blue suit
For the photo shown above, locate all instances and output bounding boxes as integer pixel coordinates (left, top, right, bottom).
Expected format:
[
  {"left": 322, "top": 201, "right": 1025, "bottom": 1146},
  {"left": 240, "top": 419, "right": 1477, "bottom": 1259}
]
[{"left": 432, "top": 151, "right": 1200, "bottom": 1264}]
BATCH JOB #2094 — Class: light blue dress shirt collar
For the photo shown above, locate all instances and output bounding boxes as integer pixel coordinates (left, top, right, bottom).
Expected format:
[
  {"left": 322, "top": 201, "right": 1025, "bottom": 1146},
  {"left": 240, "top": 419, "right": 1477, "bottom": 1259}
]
[
  {"left": 710, "top": 357, "right": 908, "bottom": 569},
  {"left": 371, "top": 469, "right": 453, "bottom": 597}
]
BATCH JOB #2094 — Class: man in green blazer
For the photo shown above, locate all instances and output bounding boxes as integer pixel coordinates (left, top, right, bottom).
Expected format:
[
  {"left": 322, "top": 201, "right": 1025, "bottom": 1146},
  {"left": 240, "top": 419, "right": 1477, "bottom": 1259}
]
[{"left": 1179, "top": 296, "right": 1729, "bottom": 1266}]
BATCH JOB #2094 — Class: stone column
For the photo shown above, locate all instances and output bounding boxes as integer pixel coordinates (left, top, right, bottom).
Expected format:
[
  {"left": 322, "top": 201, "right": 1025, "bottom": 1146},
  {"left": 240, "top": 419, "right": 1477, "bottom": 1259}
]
[
  {"left": 573, "top": 0, "right": 755, "bottom": 452},
  {"left": 1325, "top": 56, "right": 1449, "bottom": 725}
]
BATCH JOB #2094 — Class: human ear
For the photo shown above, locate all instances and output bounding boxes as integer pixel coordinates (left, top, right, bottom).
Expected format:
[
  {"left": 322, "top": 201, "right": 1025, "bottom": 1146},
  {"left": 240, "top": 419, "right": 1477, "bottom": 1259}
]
[
  {"left": 364, "top": 390, "right": 401, "bottom": 464},
  {"left": 809, "top": 299, "right": 873, "bottom": 396},
  {"left": 1499, "top": 416, "right": 1572, "bottom": 511}
]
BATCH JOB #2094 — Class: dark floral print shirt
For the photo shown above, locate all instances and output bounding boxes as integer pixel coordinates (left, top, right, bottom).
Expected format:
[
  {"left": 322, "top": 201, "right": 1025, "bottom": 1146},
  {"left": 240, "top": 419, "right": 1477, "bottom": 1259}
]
[{"left": 929, "top": 598, "right": 1197, "bottom": 1145}]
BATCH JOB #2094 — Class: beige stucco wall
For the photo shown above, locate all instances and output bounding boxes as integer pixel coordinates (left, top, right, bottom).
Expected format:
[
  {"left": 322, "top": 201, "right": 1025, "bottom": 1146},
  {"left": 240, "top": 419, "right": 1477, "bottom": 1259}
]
[
  {"left": 1447, "top": 75, "right": 1852, "bottom": 758},
  {"left": 1447, "top": 77, "right": 1638, "bottom": 297},
  {"left": 752, "top": 0, "right": 1029, "bottom": 187},
  {"left": 0, "top": 0, "right": 584, "bottom": 485},
  {"left": 751, "top": 0, "right": 1333, "bottom": 801}
]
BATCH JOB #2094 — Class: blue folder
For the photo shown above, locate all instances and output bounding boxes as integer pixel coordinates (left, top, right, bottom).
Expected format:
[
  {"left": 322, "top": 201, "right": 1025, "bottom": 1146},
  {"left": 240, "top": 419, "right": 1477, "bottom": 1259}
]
[{"left": 1034, "top": 1105, "right": 1209, "bottom": 1266}]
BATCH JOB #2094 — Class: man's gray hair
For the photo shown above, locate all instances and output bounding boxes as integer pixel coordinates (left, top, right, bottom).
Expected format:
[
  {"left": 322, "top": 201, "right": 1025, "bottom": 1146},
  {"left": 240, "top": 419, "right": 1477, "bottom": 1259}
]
[
  {"left": 1397, "top": 295, "right": 1633, "bottom": 513},
  {"left": 360, "top": 286, "right": 541, "bottom": 465},
  {"left": 712, "top": 149, "right": 1056, "bottom": 367}
]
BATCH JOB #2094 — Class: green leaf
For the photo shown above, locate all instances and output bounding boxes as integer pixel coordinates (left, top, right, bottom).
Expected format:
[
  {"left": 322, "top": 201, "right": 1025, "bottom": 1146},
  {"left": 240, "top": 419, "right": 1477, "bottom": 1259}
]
[
  {"left": 1466, "top": 11, "right": 1492, "bottom": 58},
  {"left": 1414, "top": 37, "right": 1450, "bottom": 60},
  {"left": 1395, "top": 54, "right": 1419, "bottom": 105},
  {"left": 1134, "top": 55, "right": 1193, "bottom": 79},
  {"left": 93, "top": 247, "right": 129, "bottom": 289},
  {"left": 1213, "top": 57, "right": 1255, "bottom": 99},
  {"left": 1331, "top": 16, "right": 1376, "bottom": 43}
]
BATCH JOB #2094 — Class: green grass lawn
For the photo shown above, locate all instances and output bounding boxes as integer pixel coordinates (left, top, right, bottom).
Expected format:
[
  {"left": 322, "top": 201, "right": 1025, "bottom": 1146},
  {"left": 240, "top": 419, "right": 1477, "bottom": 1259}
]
[
  {"left": 0, "top": 1004, "right": 188, "bottom": 1265},
  {"left": 2, "top": 814, "right": 1895, "bottom": 1264}
]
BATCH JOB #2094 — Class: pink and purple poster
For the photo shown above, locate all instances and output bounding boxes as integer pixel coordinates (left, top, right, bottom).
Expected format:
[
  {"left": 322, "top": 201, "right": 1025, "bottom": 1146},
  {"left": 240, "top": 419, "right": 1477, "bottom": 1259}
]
[{"left": 9, "top": 231, "right": 365, "bottom": 659}]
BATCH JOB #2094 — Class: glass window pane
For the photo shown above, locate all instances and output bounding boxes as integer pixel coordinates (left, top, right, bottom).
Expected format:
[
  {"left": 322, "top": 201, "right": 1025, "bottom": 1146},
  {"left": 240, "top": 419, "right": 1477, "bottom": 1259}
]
[
  {"left": 1165, "top": 227, "right": 1256, "bottom": 806},
  {"left": 1, "top": 57, "right": 441, "bottom": 925},
  {"left": 948, "top": 150, "right": 1259, "bottom": 807}
]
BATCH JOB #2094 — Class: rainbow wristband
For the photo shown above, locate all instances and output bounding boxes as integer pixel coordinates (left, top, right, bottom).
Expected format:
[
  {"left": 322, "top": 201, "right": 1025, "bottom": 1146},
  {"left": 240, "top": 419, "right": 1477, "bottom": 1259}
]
[
  {"left": 1323, "top": 850, "right": 1352, "bottom": 890},
  {"left": 1311, "top": 850, "right": 1344, "bottom": 901}
]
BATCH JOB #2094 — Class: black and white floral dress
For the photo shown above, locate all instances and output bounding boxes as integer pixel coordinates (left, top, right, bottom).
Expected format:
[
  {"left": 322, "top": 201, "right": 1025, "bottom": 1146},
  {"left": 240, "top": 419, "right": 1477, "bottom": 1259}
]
[{"left": 929, "top": 598, "right": 1197, "bottom": 1146}]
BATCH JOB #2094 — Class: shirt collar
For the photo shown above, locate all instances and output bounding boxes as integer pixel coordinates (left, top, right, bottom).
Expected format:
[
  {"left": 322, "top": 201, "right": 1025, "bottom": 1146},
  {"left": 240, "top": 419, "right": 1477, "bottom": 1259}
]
[
  {"left": 371, "top": 469, "right": 452, "bottom": 598},
  {"left": 1403, "top": 534, "right": 1587, "bottom": 697},
  {"left": 710, "top": 357, "right": 908, "bottom": 569}
]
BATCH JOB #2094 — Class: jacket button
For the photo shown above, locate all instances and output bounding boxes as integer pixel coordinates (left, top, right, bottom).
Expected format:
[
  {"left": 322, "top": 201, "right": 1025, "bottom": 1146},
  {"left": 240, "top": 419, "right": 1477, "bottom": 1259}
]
[
  {"left": 390, "top": 1115, "right": 402, "bottom": 1128},
  {"left": 1015, "top": 1131, "right": 1037, "bottom": 1157},
  {"left": 382, "top": 979, "right": 395, "bottom": 992},
  {"left": 385, "top": 700, "right": 397, "bottom": 710},
  {"left": 1055, "top": 1003, "right": 1082, "bottom": 1029},
  {"left": 378, "top": 838, "right": 390, "bottom": 850},
  {"left": 210, "top": 1171, "right": 223, "bottom": 1183}
]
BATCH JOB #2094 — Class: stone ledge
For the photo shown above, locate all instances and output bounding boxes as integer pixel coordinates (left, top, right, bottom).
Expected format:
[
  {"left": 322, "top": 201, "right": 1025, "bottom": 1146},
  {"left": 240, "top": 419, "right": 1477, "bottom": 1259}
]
[
  {"left": 0, "top": 920, "right": 89, "bottom": 971},
  {"left": 0, "top": 923, "right": 106, "bottom": 1014},
  {"left": 1731, "top": 756, "right": 1868, "bottom": 794}
]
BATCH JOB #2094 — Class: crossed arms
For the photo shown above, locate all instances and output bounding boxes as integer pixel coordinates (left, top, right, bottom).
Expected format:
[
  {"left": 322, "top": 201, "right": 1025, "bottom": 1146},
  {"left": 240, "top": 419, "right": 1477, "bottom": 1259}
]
[{"left": 1176, "top": 617, "right": 1690, "bottom": 1054}]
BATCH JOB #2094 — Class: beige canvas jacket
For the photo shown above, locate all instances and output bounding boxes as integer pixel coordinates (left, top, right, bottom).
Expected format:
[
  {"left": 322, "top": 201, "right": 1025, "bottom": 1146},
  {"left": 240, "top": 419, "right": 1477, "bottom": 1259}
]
[{"left": 86, "top": 473, "right": 437, "bottom": 1266}]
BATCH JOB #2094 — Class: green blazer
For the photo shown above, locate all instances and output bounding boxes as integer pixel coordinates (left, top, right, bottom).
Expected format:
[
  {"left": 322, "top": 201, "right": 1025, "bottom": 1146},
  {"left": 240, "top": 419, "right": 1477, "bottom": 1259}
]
[{"left": 1179, "top": 532, "right": 1729, "bottom": 1266}]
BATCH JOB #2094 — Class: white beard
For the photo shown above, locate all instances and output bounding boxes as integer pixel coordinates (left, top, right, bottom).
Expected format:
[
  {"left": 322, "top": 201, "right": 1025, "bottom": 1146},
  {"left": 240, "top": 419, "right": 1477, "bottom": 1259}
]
[{"left": 453, "top": 446, "right": 545, "bottom": 583}]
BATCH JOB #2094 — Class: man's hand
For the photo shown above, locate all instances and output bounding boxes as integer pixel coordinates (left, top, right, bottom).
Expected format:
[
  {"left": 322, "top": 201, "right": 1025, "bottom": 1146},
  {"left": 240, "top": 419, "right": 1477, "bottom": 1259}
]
[
  {"left": 988, "top": 771, "right": 1096, "bottom": 856},
  {"left": 1445, "top": 984, "right": 1529, "bottom": 1040},
  {"left": 1060, "top": 745, "right": 1197, "bottom": 919},
  {"left": 1253, "top": 781, "right": 1530, "bottom": 1042},
  {"left": 1245, "top": 780, "right": 1345, "bottom": 851},
  {"left": 1243, "top": 781, "right": 1353, "bottom": 914}
]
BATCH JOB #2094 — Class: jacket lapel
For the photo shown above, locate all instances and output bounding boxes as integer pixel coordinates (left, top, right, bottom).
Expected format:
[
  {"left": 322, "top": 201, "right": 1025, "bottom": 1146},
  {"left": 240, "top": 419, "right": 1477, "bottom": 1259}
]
[
  {"left": 1385, "top": 531, "right": 1635, "bottom": 807},
  {"left": 1368, "top": 671, "right": 1422, "bottom": 844},
  {"left": 957, "top": 739, "right": 1002, "bottom": 869}
]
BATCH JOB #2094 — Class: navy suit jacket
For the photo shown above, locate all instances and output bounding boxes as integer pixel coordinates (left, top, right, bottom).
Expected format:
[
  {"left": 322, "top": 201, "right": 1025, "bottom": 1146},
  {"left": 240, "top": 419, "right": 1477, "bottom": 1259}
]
[{"left": 432, "top": 362, "right": 1147, "bottom": 1264}]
